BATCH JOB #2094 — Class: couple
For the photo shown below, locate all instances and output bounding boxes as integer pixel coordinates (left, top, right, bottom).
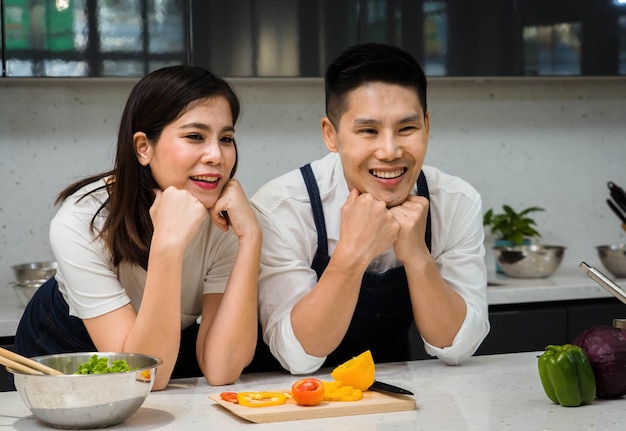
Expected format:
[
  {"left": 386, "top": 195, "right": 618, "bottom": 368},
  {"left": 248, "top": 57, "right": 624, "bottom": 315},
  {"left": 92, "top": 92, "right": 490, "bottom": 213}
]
[{"left": 15, "top": 43, "right": 489, "bottom": 390}]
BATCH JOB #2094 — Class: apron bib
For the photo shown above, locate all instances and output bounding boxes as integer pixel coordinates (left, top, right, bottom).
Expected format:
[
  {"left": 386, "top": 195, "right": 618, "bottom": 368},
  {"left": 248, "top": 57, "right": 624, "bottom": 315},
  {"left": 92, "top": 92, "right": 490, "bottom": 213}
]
[{"left": 300, "top": 163, "right": 432, "bottom": 367}]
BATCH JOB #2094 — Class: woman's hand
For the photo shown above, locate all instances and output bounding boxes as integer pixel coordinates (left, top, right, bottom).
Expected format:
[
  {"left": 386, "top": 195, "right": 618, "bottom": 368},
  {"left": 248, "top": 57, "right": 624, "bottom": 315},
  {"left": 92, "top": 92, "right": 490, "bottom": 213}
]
[
  {"left": 208, "top": 179, "right": 260, "bottom": 239},
  {"left": 150, "top": 187, "right": 207, "bottom": 251}
]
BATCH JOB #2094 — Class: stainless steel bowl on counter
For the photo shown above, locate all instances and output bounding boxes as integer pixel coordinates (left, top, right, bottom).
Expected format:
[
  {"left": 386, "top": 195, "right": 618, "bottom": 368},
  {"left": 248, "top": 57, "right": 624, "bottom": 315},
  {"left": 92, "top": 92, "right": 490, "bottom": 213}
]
[
  {"left": 8, "top": 352, "right": 162, "bottom": 429},
  {"left": 597, "top": 244, "right": 626, "bottom": 278},
  {"left": 9, "top": 279, "right": 47, "bottom": 307},
  {"left": 12, "top": 261, "right": 57, "bottom": 283},
  {"left": 494, "top": 244, "right": 566, "bottom": 278},
  {"left": 9, "top": 261, "right": 57, "bottom": 306}
]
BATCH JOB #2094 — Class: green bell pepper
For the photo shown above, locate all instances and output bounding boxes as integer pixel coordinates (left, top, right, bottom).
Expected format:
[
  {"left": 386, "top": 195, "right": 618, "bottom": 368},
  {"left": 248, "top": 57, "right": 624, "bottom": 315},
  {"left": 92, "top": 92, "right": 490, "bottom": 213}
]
[{"left": 538, "top": 344, "right": 596, "bottom": 407}]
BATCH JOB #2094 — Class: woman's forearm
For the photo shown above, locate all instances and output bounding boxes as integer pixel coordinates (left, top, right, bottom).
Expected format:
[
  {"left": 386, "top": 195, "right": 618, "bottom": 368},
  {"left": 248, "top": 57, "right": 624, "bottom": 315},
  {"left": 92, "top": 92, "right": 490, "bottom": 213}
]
[
  {"left": 198, "top": 231, "right": 261, "bottom": 385},
  {"left": 126, "top": 241, "right": 185, "bottom": 390}
]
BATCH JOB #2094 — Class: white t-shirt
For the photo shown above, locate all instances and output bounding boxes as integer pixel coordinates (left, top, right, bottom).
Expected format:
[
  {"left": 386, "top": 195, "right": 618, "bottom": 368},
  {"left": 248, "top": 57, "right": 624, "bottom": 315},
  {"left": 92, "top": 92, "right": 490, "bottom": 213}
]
[
  {"left": 50, "top": 179, "right": 238, "bottom": 329},
  {"left": 251, "top": 153, "right": 490, "bottom": 374}
]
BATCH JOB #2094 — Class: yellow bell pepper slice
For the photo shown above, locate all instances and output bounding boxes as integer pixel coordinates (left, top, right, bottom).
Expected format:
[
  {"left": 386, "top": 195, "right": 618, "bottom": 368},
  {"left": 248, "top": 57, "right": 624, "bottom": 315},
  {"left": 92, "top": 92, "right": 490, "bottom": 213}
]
[
  {"left": 236, "top": 391, "right": 287, "bottom": 407},
  {"left": 322, "top": 381, "right": 363, "bottom": 401},
  {"left": 330, "top": 350, "right": 375, "bottom": 391}
]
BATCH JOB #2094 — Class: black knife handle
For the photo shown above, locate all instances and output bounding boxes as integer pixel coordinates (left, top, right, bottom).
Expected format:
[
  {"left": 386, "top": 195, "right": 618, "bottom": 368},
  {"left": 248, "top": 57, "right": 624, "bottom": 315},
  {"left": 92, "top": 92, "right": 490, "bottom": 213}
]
[
  {"left": 608, "top": 182, "right": 626, "bottom": 212},
  {"left": 369, "top": 380, "right": 414, "bottom": 395},
  {"left": 607, "top": 199, "right": 626, "bottom": 223}
]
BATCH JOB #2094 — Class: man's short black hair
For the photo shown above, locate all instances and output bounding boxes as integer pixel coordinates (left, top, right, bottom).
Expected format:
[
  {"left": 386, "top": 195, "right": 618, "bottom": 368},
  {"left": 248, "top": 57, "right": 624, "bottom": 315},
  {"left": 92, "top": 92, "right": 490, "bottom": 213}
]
[{"left": 324, "top": 43, "right": 428, "bottom": 127}]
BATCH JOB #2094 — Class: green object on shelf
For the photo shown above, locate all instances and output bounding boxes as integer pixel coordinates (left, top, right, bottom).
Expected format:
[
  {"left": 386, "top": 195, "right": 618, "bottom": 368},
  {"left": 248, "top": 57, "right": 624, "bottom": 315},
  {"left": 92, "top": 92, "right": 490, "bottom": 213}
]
[
  {"left": 4, "top": 0, "right": 74, "bottom": 52},
  {"left": 483, "top": 205, "right": 544, "bottom": 246}
]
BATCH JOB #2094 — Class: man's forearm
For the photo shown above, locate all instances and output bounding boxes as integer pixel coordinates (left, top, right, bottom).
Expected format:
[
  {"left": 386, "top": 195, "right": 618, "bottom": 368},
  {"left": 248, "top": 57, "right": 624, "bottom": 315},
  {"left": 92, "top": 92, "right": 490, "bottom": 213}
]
[
  {"left": 290, "top": 252, "right": 368, "bottom": 357},
  {"left": 405, "top": 257, "right": 467, "bottom": 347}
]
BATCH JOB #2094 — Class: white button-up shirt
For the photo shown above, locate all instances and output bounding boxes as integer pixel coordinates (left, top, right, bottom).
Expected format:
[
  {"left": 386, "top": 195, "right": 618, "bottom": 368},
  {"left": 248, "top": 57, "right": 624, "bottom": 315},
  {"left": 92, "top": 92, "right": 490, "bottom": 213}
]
[{"left": 251, "top": 153, "right": 489, "bottom": 374}]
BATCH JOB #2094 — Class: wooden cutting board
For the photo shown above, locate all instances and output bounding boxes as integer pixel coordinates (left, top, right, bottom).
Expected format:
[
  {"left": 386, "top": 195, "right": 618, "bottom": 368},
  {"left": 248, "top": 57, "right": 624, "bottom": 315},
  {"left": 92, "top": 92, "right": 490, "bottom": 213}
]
[{"left": 209, "top": 390, "right": 416, "bottom": 423}]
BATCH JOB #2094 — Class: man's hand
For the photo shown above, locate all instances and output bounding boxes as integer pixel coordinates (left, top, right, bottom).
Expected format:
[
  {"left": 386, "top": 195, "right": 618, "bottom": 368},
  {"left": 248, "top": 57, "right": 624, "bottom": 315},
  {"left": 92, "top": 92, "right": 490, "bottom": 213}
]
[
  {"left": 389, "top": 195, "right": 430, "bottom": 263},
  {"left": 335, "top": 188, "right": 400, "bottom": 267}
]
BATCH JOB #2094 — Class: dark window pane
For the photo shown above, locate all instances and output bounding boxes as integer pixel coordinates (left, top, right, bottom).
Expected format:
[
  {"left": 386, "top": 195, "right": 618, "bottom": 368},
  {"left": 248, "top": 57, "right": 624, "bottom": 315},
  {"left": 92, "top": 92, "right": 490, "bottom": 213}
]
[
  {"left": 3, "top": 0, "right": 186, "bottom": 77},
  {"left": 191, "top": 0, "right": 358, "bottom": 77},
  {"left": 523, "top": 22, "right": 581, "bottom": 76},
  {"left": 620, "top": 14, "right": 626, "bottom": 74},
  {"left": 423, "top": 1, "right": 447, "bottom": 76},
  {"left": 98, "top": 1, "right": 142, "bottom": 53}
]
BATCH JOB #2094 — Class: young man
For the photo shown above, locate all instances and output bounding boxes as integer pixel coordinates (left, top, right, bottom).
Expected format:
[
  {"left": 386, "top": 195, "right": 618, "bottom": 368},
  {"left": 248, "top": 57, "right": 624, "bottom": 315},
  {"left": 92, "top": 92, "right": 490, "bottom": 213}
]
[{"left": 251, "top": 43, "right": 489, "bottom": 374}]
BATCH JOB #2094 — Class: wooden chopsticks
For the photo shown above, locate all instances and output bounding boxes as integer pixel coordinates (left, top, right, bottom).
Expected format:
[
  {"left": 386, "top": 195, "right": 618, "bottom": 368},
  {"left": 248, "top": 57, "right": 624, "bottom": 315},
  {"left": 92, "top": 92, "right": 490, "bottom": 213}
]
[{"left": 0, "top": 346, "right": 63, "bottom": 375}]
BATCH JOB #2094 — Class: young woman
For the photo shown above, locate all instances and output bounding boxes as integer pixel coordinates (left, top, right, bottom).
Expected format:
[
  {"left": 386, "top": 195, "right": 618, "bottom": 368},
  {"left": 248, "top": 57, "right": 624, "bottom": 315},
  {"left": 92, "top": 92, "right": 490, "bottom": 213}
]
[{"left": 15, "top": 66, "right": 261, "bottom": 390}]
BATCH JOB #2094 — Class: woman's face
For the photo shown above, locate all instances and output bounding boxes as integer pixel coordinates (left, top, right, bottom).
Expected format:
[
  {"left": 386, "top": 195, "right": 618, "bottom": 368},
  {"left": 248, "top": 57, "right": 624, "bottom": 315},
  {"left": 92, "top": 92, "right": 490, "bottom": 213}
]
[{"left": 135, "top": 96, "right": 237, "bottom": 209}]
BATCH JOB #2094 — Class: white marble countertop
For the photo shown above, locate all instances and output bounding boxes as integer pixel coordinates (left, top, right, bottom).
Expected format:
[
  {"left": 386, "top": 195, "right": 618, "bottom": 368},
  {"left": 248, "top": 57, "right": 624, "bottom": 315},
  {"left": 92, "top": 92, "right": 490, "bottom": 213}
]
[
  {"left": 1, "top": 266, "right": 623, "bottom": 338},
  {"left": 1, "top": 351, "right": 624, "bottom": 430}
]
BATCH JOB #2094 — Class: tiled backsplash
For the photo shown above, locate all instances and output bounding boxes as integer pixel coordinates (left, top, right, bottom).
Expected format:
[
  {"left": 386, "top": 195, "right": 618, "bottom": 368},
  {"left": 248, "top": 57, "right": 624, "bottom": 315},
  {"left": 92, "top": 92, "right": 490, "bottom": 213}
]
[{"left": 1, "top": 77, "right": 625, "bottom": 288}]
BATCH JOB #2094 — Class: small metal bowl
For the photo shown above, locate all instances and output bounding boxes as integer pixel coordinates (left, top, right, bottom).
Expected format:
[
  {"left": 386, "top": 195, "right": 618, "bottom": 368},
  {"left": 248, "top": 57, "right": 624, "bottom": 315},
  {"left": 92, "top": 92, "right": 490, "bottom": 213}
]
[
  {"left": 494, "top": 244, "right": 566, "bottom": 278},
  {"left": 9, "top": 279, "right": 47, "bottom": 306},
  {"left": 9, "top": 352, "right": 162, "bottom": 429},
  {"left": 597, "top": 244, "right": 626, "bottom": 278},
  {"left": 12, "top": 261, "right": 57, "bottom": 283}
]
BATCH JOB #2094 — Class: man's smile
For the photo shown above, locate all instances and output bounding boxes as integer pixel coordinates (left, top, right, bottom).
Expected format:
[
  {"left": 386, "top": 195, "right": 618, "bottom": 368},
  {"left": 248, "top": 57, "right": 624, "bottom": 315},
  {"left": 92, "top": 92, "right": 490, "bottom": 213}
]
[{"left": 370, "top": 168, "right": 407, "bottom": 179}]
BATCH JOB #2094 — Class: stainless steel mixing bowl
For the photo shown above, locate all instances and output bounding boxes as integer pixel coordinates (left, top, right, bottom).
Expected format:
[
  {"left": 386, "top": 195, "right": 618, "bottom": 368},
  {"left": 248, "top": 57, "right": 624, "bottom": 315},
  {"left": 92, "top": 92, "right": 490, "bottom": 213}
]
[
  {"left": 9, "top": 279, "right": 47, "bottom": 306},
  {"left": 597, "top": 243, "right": 626, "bottom": 278},
  {"left": 9, "top": 352, "right": 162, "bottom": 429},
  {"left": 12, "top": 261, "right": 57, "bottom": 283},
  {"left": 494, "top": 244, "right": 566, "bottom": 278}
]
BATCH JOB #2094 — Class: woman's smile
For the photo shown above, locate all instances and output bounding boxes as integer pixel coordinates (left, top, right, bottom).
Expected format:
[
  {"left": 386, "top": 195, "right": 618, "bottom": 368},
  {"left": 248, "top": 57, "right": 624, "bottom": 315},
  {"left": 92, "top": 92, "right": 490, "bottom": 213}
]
[{"left": 190, "top": 174, "right": 221, "bottom": 190}]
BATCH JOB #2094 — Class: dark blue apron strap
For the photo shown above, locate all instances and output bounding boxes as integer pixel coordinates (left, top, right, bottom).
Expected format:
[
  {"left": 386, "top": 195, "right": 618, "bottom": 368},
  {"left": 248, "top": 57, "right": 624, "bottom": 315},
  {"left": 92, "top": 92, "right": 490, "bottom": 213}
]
[
  {"left": 417, "top": 170, "right": 432, "bottom": 252},
  {"left": 299, "top": 164, "right": 329, "bottom": 257}
]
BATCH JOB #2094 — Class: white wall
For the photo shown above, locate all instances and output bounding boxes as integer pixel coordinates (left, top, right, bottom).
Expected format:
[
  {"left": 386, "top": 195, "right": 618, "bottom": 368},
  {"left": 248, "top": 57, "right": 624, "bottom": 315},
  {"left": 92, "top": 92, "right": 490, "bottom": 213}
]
[{"left": 1, "top": 77, "right": 625, "bottom": 288}]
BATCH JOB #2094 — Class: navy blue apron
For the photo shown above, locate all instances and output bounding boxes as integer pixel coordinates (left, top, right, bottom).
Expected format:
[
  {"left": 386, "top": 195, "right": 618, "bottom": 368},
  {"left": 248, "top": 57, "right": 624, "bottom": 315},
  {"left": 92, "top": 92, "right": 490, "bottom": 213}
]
[
  {"left": 300, "top": 163, "right": 431, "bottom": 367},
  {"left": 14, "top": 277, "right": 96, "bottom": 356}
]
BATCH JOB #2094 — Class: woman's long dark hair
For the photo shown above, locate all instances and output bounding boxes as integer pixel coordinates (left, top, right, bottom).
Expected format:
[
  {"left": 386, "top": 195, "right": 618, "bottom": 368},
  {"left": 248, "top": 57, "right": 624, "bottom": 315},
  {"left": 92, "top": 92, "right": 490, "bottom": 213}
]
[{"left": 56, "top": 66, "right": 241, "bottom": 270}]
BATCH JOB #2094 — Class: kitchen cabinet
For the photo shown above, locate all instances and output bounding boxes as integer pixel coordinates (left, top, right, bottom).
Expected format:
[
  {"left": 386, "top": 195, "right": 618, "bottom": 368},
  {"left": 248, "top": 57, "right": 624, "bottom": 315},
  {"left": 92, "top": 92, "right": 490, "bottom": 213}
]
[
  {"left": 190, "top": 0, "right": 626, "bottom": 77},
  {"left": 517, "top": 0, "right": 625, "bottom": 76},
  {"left": 568, "top": 300, "right": 626, "bottom": 338},
  {"left": 408, "top": 305, "right": 569, "bottom": 361},
  {"left": 3, "top": 0, "right": 624, "bottom": 78},
  {"left": 189, "top": 0, "right": 438, "bottom": 78},
  {"left": 408, "top": 297, "right": 625, "bottom": 360},
  {"left": 190, "top": 0, "right": 358, "bottom": 77},
  {"left": 475, "top": 297, "right": 625, "bottom": 356},
  {"left": 475, "top": 303, "right": 569, "bottom": 356}
]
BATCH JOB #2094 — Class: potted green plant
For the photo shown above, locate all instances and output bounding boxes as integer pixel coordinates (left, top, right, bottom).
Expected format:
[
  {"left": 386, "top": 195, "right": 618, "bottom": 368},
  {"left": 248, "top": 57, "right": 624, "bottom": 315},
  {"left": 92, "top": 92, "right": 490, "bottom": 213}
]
[
  {"left": 483, "top": 205, "right": 544, "bottom": 246},
  {"left": 483, "top": 205, "right": 545, "bottom": 274}
]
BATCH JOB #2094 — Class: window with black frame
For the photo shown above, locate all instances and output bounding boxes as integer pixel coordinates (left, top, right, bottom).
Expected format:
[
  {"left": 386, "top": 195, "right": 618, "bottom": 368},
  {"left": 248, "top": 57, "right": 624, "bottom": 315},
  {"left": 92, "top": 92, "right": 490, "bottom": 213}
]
[
  {"left": 519, "top": 0, "right": 626, "bottom": 76},
  {"left": 2, "top": 0, "right": 187, "bottom": 77}
]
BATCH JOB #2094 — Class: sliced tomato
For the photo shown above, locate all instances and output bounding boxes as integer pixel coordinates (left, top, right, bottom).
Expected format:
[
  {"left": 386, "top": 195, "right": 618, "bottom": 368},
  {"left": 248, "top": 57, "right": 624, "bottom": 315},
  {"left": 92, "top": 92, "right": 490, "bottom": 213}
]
[
  {"left": 219, "top": 391, "right": 239, "bottom": 403},
  {"left": 291, "top": 378, "right": 325, "bottom": 406}
]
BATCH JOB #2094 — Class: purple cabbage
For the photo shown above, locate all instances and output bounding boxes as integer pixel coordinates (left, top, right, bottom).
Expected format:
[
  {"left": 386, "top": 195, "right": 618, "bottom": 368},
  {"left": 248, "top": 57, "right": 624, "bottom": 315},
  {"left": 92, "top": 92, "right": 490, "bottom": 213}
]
[{"left": 573, "top": 325, "right": 626, "bottom": 398}]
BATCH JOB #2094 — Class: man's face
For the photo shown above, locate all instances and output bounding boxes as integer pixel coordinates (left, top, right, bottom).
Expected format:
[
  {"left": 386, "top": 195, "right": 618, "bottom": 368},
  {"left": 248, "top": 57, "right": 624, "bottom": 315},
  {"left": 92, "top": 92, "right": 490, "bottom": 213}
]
[{"left": 322, "top": 82, "right": 430, "bottom": 207}]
